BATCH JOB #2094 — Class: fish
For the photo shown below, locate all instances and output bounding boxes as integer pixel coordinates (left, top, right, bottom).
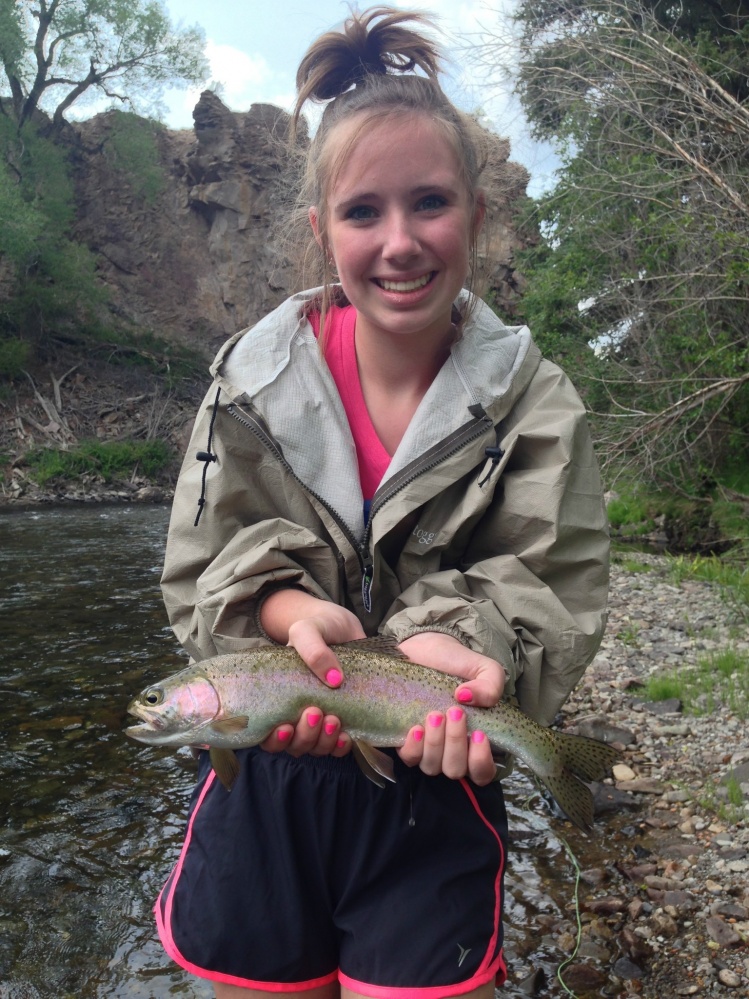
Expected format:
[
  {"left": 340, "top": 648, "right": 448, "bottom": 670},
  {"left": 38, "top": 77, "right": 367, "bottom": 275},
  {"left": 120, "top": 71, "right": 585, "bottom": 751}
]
[{"left": 125, "top": 637, "right": 619, "bottom": 830}]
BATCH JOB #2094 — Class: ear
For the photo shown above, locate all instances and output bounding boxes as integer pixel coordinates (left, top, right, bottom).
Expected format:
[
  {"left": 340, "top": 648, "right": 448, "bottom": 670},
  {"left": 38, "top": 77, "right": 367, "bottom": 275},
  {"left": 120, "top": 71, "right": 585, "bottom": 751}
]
[
  {"left": 473, "top": 191, "right": 486, "bottom": 237},
  {"left": 309, "top": 206, "right": 322, "bottom": 246}
]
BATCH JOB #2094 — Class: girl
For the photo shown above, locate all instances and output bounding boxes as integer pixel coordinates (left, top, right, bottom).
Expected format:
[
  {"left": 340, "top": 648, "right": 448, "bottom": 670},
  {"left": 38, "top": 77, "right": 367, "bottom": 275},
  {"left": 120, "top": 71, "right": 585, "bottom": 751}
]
[{"left": 157, "top": 8, "right": 609, "bottom": 998}]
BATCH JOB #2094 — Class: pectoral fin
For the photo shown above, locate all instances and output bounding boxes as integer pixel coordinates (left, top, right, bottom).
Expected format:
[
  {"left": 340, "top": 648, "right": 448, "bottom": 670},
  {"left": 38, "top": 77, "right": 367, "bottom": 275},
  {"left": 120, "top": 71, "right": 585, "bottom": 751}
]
[
  {"left": 209, "top": 747, "right": 241, "bottom": 791},
  {"left": 352, "top": 738, "right": 396, "bottom": 788},
  {"left": 212, "top": 715, "right": 249, "bottom": 734}
]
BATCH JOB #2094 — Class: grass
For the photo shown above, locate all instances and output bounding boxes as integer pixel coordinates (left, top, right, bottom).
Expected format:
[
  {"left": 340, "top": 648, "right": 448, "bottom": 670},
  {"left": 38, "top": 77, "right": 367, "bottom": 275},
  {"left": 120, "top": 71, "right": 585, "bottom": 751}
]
[
  {"left": 643, "top": 647, "right": 749, "bottom": 720},
  {"left": 25, "top": 439, "right": 173, "bottom": 486},
  {"left": 667, "top": 554, "right": 749, "bottom": 622}
]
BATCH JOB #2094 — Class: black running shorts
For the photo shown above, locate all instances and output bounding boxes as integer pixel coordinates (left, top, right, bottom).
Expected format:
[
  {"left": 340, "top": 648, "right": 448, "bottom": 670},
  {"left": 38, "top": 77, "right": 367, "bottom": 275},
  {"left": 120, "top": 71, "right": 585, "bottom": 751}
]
[{"left": 156, "top": 747, "right": 508, "bottom": 996}]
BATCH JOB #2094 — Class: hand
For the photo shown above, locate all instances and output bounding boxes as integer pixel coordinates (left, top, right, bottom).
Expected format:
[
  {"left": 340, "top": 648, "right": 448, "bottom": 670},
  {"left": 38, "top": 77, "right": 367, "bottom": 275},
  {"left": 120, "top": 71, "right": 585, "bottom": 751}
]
[
  {"left": 396, "top": 632, "right": 505, "bottom": 784},
  {"left": 259, "top": 589, "right": 364, "bottom": 755}
]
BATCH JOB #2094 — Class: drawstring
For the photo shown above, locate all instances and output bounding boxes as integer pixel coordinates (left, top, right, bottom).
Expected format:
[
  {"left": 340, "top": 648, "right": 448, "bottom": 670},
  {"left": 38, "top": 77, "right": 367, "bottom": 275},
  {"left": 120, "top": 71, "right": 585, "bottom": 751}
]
[
  {"left": 477, "top": 425, "right": 504, "bottom": 488},
  {"left": 194, "top": 387, "right": 221, "bottom": 526}
]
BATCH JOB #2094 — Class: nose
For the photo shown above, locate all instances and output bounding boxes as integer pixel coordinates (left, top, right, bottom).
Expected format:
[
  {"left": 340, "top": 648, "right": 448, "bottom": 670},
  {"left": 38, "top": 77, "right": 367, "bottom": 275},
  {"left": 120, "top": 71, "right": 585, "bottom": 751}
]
[{"left": 382, "top": 211, "right": 421, "bottom": 260}]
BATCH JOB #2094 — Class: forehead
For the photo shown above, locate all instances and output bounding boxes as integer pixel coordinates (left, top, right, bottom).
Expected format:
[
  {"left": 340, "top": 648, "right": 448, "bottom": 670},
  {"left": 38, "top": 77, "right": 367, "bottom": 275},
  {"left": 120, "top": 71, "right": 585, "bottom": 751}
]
[{"left": 326, "top": 112, "right": 465, "bottom": 201}]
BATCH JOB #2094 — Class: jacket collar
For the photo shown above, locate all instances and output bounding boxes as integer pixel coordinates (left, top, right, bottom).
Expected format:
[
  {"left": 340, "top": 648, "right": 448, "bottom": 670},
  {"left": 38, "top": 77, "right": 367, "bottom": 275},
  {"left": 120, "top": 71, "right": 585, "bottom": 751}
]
[{"left": 213, "top": 288, "right": 539, "bottom": 538}]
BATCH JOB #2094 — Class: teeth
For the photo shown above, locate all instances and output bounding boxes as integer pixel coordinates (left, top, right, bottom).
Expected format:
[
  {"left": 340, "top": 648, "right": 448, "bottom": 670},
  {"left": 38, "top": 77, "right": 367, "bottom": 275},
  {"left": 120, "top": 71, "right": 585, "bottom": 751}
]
[{"left": 379, "top": 273, "right": 432, "bottom": 292}]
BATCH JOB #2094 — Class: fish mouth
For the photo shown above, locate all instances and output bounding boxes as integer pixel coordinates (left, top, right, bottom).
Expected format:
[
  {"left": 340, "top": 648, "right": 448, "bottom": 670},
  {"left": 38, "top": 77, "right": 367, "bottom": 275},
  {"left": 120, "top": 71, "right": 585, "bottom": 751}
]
[{"left": 124, "top": 721, "right": 161, "bottom": 742}]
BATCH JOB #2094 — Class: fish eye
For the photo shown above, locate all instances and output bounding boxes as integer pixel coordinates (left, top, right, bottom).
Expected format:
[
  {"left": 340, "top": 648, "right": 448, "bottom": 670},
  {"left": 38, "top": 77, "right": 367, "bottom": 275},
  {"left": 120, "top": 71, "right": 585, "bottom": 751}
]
[{"left": 144, "top": 688, "right": 163, "bottom": 706}]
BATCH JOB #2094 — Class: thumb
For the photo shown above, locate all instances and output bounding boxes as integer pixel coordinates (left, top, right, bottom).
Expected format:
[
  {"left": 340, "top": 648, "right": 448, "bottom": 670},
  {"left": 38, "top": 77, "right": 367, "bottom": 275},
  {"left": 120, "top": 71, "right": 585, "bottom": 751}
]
[{"left": 287, "top": 619, "right": 345, "bottom": 687}]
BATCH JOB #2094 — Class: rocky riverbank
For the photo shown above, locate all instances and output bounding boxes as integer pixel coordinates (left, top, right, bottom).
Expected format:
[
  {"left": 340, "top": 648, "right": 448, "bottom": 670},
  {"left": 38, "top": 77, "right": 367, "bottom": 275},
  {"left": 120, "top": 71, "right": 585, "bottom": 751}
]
[{"left": 552, "top": 552, "right": 749, "bottom": 998}]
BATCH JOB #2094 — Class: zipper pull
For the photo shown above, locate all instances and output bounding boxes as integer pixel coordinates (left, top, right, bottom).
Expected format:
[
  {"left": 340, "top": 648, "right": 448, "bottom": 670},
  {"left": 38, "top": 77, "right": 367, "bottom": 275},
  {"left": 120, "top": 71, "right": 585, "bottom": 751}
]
[{"left": 361, "top": 552, "right": 374, "bottom": 613}]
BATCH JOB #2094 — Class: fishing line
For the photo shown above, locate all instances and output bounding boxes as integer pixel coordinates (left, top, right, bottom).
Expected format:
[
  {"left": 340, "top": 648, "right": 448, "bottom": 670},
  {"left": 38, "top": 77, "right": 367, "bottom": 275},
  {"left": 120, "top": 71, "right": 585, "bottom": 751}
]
[{"left": 556, "top": 833, "right": 583, "bottom": 999}]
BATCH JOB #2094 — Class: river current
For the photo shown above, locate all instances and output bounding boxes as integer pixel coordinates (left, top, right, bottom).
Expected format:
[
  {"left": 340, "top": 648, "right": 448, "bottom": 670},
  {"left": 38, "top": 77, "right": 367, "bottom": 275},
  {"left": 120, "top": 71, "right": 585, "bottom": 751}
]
[{"left": 0, "top": 505, "right": 619, "bottom": 998}]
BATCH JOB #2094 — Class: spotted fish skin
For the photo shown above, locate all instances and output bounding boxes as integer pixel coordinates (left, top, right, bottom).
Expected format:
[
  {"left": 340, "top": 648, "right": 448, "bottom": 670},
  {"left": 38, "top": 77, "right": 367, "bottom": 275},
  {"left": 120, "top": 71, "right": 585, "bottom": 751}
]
[{"left": 126, "top": 639, "right": 619, "bottom": 829}]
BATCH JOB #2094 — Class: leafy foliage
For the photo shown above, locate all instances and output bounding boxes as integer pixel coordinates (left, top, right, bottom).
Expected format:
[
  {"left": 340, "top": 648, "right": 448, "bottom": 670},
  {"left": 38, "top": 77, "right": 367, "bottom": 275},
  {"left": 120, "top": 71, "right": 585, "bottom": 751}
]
[
  {"left": 104, "top": 110, "right": 166, "bottom": 203},
  {"left": 484, "top": 0, "right": 749, "bottom": 495},
  {"left": 0, "top": 0, "right": 207, "bottom": 128}
]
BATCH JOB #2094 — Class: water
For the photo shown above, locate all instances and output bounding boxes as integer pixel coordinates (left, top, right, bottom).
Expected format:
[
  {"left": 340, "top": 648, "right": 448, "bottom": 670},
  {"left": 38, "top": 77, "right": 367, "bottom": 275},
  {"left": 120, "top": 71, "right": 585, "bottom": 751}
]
[{"left": 0, "top": 506, "right": 627, "bottom": 998}]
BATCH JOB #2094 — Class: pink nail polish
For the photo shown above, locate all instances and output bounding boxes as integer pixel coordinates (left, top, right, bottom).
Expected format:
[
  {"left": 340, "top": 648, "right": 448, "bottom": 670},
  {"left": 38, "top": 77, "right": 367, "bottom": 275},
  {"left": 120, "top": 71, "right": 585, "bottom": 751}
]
[
  {"left": 448, "top": 707, "right": 464, "bottom": 723},
  {"left": 336, "top": 737, "right": 347, "bottom": 748},
  {"left": 428, "top": 712, "right": 443, "bottom": 728},
  {"left": 326, "top": 667, "right": 342, "bottom": 687},
  {"left": 471, "top": 730, "right": 486, "bottom": 744},
  {"left": 277, "top": 729, "right": 291, "bottom": 742},
  {"left": 307, "top": 712, "right": 321, "bottom": 727},
  {"left": 456, "top": 688, "right": 473, "bottom": 704},
  {"left": 324, "top": 721, "right": 337, "bottom": 736},
  {"left": 413, "top": 727, "right": 424, "bottom": 743}
]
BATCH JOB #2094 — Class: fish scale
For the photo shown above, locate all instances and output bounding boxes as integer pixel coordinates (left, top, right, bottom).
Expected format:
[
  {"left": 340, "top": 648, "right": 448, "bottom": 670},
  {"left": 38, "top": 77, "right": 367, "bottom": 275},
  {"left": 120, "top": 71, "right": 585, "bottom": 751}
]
[{"left": 126, "top": 638, "right": 619, "bottom": 830}]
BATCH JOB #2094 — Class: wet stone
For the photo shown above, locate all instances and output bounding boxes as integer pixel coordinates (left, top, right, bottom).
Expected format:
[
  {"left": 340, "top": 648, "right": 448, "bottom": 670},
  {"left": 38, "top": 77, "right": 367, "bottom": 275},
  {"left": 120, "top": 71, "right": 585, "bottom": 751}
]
[{"left": 559, "top": 963, "right": 608, "bottom": 992}]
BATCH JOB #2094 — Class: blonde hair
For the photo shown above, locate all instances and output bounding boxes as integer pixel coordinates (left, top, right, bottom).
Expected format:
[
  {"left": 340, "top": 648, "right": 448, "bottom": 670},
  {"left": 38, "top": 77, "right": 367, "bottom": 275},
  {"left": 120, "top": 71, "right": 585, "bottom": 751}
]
[{"left": 289, "top": 6, "right": 488, "bottom": 330}]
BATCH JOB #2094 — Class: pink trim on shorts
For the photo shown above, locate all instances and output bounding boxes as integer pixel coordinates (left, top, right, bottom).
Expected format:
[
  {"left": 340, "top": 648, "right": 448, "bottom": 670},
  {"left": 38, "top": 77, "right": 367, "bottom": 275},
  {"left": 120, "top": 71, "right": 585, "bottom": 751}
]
[
  {"left": 339, "top": 778, "right": 508, "bottom": 998},
  {"left": 154, "top": 769, "right": 338, "bottom": 993}
]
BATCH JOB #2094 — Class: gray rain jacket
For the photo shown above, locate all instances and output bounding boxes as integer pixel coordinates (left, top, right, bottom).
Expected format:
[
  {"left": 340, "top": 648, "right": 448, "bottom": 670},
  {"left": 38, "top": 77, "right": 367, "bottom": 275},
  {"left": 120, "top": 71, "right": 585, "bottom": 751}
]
[{"left": 161, "top": 289, "right": 609, "bottom": 726}]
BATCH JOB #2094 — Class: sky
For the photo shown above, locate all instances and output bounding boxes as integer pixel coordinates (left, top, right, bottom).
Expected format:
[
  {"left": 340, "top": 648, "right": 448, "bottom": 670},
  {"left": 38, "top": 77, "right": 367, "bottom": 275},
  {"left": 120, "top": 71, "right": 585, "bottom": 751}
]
[{"left": 160, "top": 0, "right": 559, "bottom": 196}]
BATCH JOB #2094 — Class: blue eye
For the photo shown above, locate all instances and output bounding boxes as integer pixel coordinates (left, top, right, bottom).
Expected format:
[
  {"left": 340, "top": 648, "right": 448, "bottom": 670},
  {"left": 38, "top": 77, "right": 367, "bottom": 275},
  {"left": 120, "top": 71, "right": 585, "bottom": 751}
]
[
  {"left": 418, "top": 194, "right": 447, "bottom": 211},
  {"left": 346, "top": 205, "right": 377, "bottom": 221}
]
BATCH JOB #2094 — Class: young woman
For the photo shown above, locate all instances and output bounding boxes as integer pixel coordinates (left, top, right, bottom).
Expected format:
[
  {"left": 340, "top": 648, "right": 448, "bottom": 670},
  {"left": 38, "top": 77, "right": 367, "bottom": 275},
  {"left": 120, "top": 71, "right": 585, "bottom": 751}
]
[{"left": 156, "top": 8, "right": 609, "bottom": 998}]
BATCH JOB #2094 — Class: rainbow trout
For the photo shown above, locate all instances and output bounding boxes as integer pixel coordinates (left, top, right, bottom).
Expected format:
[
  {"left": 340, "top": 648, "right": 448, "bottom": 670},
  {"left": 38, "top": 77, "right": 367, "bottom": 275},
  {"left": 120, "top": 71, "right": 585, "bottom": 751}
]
[{"left": 125, "top": 638, "right": 618, "bottom": 829}]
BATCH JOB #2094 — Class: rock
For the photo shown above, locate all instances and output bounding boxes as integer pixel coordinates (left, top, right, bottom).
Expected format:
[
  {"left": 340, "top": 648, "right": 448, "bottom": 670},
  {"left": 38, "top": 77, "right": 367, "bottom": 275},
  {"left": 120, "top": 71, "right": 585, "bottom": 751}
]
[
  {"left": 705, "top": 915, "right": 742, "bottom": 947},
  {"left": 717, "top": 967, "right": 742, "bottom": 987},
  {"left": 614, "top": 763, "right": 637, "bottom": 781},
  {"left": 558, "top": 963, "right": 607, "bottom": 992},
  {"left": 612, "top": 956, "right": 645, "bottom": 980},
  {"left": 574, "top": 717, "right": 636, "bottom": 745}
]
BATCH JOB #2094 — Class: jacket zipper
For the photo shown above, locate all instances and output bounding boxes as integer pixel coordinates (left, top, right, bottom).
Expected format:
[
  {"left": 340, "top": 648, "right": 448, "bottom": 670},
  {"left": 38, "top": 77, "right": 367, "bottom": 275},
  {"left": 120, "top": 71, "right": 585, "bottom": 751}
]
[{"left": 228, "top": 402, "right": 493, "bottom": 613}]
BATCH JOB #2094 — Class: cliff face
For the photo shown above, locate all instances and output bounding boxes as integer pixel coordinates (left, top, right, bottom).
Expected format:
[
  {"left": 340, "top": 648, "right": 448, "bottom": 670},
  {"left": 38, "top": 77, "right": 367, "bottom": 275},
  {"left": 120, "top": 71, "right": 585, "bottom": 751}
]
[{"left": 73, "top": 92, "right": 531, "bottom": 357}]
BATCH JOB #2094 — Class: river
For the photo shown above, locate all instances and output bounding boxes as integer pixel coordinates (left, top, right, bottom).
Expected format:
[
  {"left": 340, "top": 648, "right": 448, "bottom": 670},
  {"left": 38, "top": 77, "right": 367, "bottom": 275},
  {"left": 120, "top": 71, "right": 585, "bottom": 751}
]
[{"left": 0, "top": 505, "right": 625, "bottom": 998}]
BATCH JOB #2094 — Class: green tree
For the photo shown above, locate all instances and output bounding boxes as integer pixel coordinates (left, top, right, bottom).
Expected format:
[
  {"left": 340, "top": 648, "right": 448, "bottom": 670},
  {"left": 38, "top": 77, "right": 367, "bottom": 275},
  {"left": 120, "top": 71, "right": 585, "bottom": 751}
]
[
  {"left": 0, "top": 0, "right": 208, "bottom": 129},
  {"left": 481, "top": 0, "right": 749, "bottom": 491}
]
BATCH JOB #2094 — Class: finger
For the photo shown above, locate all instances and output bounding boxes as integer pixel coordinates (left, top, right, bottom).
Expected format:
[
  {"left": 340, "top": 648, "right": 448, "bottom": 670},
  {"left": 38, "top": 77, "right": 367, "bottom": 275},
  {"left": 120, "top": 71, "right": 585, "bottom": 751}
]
[
  {"left": 453, "top": 658, "right": 506, "bottom": 708},
  {"left": 309, "top": 714, "right": 342, "bottom": 756},
  {"left": 287, "top": 620, "right": 344, "bottom": 686},
  {"left": 441, "top": 706, "right": 469, "bottom": 779},
  {"left": 332, "top": 731, "right": 352, "bottom": 758},
  {"left": 396, "top": 725, "right": 426, "bottom": 767},
  {"left": 419, "top": 711, "right": 446, "bottom": 776},
  {"left": 259, "top": 723, "right": 295, "bottom": 754},
  {"left": 285, "top": 705, "right": 325, "bottom": 757},
  {"left": 467, "top": 730, "right": 497, "bottom": 786}
]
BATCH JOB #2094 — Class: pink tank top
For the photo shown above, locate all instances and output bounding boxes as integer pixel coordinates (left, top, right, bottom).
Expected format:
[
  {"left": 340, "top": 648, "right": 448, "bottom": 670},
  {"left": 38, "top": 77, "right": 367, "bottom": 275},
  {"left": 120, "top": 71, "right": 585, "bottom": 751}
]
[{"left": 308, "top": 304, "right": 391, "bottom": 502}]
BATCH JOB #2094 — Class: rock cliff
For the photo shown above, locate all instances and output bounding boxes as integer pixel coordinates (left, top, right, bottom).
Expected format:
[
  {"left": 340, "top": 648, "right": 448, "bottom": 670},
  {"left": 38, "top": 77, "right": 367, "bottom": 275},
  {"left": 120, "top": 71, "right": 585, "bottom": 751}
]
[{"left": 73, "top": 91, "right": 532, "bottom": 357}]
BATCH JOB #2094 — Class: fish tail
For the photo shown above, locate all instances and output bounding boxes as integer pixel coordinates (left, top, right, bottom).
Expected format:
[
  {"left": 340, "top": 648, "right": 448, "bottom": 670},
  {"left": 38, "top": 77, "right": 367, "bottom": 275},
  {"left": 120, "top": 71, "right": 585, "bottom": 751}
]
[
  {"left": 541, "top": 732, "right": 620, "bottom": 831},
  {"left": 556, "top": 731, "right": 621, "bottom": 783},
  {"left": 541, "top": 769, "right": 596, "bottom": 831}
]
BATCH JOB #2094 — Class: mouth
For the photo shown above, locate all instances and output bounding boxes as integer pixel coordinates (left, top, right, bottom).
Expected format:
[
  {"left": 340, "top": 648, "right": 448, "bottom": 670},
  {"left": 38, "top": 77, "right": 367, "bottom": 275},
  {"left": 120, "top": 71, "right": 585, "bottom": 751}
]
[{"left": 375, "top": 272, "right": 435, "bottom": 293}]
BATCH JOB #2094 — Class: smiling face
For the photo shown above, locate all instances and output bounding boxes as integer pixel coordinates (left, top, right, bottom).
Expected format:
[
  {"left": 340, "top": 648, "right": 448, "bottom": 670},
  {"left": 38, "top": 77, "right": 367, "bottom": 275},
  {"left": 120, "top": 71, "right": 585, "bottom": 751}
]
[{"left": 311, "top": 112, "right": 483, "bottom": 350}]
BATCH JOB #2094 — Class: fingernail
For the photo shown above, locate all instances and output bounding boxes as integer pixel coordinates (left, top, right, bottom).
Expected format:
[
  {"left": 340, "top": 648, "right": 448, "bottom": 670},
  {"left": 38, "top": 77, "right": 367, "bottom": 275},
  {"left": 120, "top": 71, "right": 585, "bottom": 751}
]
[
  {"left": 471, "top": 730, "right": 486, "bottom": 744},
  {"left": 277, "top": 728, "right": 291, "bottom": 742},
  {"left": 324, "top": 721, "right": 337, "bottom": 736},
  {"left": 307, "top": 712, "right": 321, "bottom": 727},
  {"left": 456, "top": 688, "right": 473, "bottom": 704},
  {"left": 448, "top": 707, "right": 464, "bottom": 723},
  {"left": 428, "top": 712, "right": 443, "bottom": 728},
  {"left": 413, "top": 727, "right": 424, "bottom": 743},
  {"left": 336, "top": 737, "right": 347, "bottom": 748},
  {"left": 325, "top": 667, "right": 342, "bottom": 686}
]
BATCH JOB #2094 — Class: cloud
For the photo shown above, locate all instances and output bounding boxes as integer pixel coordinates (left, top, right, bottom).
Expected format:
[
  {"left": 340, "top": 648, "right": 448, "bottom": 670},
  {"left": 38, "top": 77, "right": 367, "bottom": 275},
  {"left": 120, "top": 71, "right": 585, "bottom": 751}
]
[{"left": 205, "top": 40, "right": 274, "bottom": 109}]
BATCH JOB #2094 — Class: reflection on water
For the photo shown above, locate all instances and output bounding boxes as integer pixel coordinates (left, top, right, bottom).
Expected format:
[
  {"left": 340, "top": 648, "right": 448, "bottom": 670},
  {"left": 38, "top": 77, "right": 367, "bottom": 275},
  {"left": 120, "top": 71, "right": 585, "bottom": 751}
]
[{"left": 0, "top": 505, "right": 622, "bottom": 998}]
